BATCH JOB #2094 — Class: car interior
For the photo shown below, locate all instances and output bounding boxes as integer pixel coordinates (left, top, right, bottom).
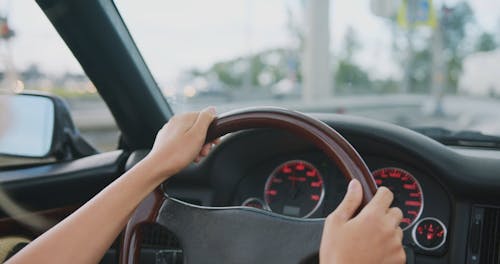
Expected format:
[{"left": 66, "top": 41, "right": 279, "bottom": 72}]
[{"left": 0, "top": 0, "right": 499, "bottom": 264}]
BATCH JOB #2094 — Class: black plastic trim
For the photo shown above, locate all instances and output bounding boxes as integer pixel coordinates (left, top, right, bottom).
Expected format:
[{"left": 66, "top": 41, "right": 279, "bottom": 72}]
[
  {"left": 0, "top": 150, "right": 128, "bottom": 217},
  {"left": 35, "top": 0, "right": 173, "bottom": 150}
]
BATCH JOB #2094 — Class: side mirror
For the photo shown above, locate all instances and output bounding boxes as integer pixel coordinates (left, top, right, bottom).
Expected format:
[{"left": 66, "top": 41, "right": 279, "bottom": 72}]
[{"left": 0, "top": 93, "right": 97, "bottom": 160}]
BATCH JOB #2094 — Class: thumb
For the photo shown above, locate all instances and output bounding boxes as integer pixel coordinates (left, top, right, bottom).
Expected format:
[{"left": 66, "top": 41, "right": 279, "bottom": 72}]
[{"left": 330, "top": 179, "right": 363, "bottom": 223}]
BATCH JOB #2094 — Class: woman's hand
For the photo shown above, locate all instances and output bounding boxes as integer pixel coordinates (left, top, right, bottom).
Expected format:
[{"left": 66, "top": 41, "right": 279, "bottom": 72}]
[
  {"left": 320, "top": 179, "right": 406, "bottom": 264},
  {"left": 144, "top": 107, "right": 219, "bottom": 180}
]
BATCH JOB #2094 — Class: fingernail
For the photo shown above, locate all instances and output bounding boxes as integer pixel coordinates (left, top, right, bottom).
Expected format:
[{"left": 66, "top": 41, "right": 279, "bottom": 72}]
[{"left": 348, "top": 179, "right": 359, "bottom": 191}]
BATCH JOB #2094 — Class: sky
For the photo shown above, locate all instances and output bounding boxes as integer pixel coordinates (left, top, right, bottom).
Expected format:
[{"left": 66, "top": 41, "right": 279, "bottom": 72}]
[{"left": 4, "top": 0, "right": 500, "bottom": 86}]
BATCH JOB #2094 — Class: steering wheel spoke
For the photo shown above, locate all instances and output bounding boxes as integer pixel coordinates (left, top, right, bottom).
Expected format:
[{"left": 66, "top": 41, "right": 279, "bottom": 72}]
[{"left": 156, "top": 195, "right": 324, "bottom": 263}]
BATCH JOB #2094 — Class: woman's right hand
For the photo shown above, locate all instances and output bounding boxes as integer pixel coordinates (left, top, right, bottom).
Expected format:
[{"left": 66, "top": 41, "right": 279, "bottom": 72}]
[
  {"left": 319, "top": 179, "right": 406, "bottom": 264},
  {"left": 143, "top": 107, "right": 219, "bottom": 182}
]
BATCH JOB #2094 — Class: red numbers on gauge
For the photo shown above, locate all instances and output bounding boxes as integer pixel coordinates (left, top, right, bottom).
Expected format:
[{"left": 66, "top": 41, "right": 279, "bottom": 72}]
[
  {"left": 372, "top": 167, "right": 424, "bottom": 230},
  {"left": 264, "top": 160, "right": 325, "bottom": 218}
]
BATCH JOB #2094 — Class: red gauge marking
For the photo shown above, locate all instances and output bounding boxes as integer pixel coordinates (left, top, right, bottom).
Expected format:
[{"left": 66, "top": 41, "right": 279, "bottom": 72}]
[
  {"left": 403, "top": 184, "right": 417, "bottom": 190},
  {"left": 311, "top": 181, "right": 322, "bottom": 187},
  {"left": 405, "top": 201, "right": 421, "bottom": 207},
  {"left": 265, "top": 160, "right": 324, "bottom": 218},
  {"left": 372, "top": 167, "right": 423, "bottom": 230},
  {"left": 311, "top": 194, "right": 320, "bottom": 201},
  {"left": 414, "top": 218, "right": 446, "bottom": 249},
  {"left": 389, "top": 171, "right": 401, "bottom": 178},
  {"left": 266, "top": 190, "right": 277, "bottom": 196},
  {"left": 288, "top": 176, "right": 306, "bottom": 182}
]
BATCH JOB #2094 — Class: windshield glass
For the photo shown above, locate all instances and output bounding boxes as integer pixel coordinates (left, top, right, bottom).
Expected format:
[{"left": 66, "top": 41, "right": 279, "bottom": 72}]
[{"left": 115, "top": 0, "right": 500, "bottom": 136}]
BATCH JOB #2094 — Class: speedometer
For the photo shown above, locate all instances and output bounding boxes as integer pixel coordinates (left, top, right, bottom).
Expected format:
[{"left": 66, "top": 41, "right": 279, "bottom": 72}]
[
  {"left": 372, "top": 167, "right": 424, "bottom": 230},
  {"left": 264, "top": 160, "right": 325, "bottom": 218}
]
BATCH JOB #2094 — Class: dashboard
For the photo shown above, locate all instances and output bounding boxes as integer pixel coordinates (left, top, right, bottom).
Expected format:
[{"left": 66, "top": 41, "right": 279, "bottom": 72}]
[{"left": 163, "top": 114, "right": 500, "bottom": 264}]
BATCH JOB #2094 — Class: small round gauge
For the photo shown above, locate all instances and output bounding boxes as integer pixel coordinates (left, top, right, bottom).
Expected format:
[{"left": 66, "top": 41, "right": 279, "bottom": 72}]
[
  {"left": 372, "top": 167, "right": 424, "bottom": 230},
  {"left": 241, "top": 198, "right": 267, "bottom": 210},
  {"left": 412, "top": 217, "right": 447, "bottom": 250},
  {"left": 264, "top": 160, "right": 325, "bottom": 218}
]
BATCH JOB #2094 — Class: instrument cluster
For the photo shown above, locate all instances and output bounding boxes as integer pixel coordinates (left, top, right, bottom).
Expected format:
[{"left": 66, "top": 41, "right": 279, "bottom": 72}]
[{"left": 233, "top": 153, "right": 449, "bottom": 253}]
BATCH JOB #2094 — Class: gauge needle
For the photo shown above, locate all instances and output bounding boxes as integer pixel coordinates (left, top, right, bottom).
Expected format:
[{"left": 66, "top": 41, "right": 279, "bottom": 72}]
[{"left": 289, "top": 176, "right": 300, "bottom": 199}]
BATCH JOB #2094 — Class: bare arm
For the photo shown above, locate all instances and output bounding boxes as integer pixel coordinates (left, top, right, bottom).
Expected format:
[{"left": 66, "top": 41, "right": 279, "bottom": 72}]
[{"left": 6, "top": 107, "right": 217, "bottom": 264}]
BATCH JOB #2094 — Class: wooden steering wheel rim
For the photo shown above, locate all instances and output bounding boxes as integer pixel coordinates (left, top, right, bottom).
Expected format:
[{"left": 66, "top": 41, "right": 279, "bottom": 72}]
[{"left": 119, "top": 107, "right": 377, "bottom": 264}]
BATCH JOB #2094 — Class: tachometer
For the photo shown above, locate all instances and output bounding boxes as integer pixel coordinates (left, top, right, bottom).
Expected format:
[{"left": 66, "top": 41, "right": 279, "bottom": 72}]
[
  {"left": 372, "top": 167, "right": 424, "bottom": 230},
  {"left": 264, "top": 160, "right": 325, "bottom": 218}
]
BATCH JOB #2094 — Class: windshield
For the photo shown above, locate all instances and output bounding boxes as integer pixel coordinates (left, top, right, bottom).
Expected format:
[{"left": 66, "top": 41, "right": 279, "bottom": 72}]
[{"left": 115, "top": 0, "right": 500, "bottom": 136}]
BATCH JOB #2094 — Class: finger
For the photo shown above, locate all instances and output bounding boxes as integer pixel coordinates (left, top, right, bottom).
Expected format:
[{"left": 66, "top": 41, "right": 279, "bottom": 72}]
[
  {"left": 194, "top": 156, "right": 202, "bottom": 163},
  {"left": 329, "top": 179, "right": 363, "bottom": 223},
  {"left": 212, "top": 138, "right": 221, "bottom": 145},
  {"left": 200, "top": 143, "right": 212, "bottom": 156},
  {"left": 189, "top": 107, "right": 216, "bottom": 138},
  {"left": 176, "top": 112, "right": 199, "bottom": 124},
  {"left": 168, "top": 112, "right": 199, "bottom": 132},
  {"left": 367, "top": 186, "right": 394, "bottom": 211},
  {"left": 396, "top": 227, "right": 404, "bottom": 241},
  {"left": 387, "top": 207, "right": 403, "bottom": 227}
]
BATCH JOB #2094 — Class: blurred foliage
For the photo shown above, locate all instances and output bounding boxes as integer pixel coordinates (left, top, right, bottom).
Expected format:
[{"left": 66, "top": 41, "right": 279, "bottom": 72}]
[
  {"left": 334, "top": 27, "right": 373, "bottom": 94},
  {"left": 390, "top": 1, "right": 476, "bottom": 94},
  {"left": 190, "top": 48, "right": 298, "bottom": 91},
  {"left": 183, "top": 1, "right": 493, "bottom": 97},
  {"left": 334, "top": 60, "right": 372, "bottom": 94},
  {"left": 408, "top": 48, "right": 432, "bottom": 93},
  {"left": 475, "top": 32, "right": 497, "bottom": 52},
  {"left": 441, "top": 2, "right": 475, "bottom": 93}
]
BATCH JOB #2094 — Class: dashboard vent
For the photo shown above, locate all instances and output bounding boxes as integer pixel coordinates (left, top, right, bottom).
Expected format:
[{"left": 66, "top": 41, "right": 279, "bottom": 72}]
[
  {"left": 140, "top": 224, "right": 183, "bottom": 264},
  {"left": 468, "top": 206, "right": 500, "bottom": 264}
]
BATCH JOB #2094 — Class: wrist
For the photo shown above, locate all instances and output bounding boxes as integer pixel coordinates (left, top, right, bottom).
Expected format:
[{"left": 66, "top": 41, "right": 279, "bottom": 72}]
[{"left": 137, "top": 153, "right": 176, "bottom": 184}]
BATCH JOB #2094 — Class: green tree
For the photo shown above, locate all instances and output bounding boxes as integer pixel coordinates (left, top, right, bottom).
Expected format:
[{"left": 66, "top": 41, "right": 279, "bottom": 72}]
[
  {"left": 408, "top": 48, "right": 432, "bottom": 93},
  {"left": 334, "top": 61, "right": 371, "bottom": 94},
  {"left": 188, "top": 49, "right": 295, "bottom": 90},
  {"left": 343, "top": 27, "right": 361, "bottom": 60},
  {"left": 334, "top": 27, "right": 372, "bottom": 94},
  {"left": 475, "top": 32, "right": 497, "bottom": 52},
  {"left": 440, "top": 2, "right": 475, "bottom": 93},
  {"left": 389, "top": 1, "right": 475, "bottom": 94}
]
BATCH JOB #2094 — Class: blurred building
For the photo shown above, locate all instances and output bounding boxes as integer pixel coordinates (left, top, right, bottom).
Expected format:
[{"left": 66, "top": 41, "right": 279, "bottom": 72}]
[{"left": 459, "top": 49, "right": 500, "bottom": 97}]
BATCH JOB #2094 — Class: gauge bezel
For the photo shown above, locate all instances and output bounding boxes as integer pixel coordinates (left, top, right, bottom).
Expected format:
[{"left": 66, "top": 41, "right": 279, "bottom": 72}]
[
  {"left": 241, "top": 197, "right": 269, "bottom": 210},
  {"left": 411, "top": 217, "right": 448, "bottom": 251},
  {"left": 264, "top": 160, "right": 325, "bottom": 218},
  {"left": 371, "top": 167, "right": 424, "bottom": 231}
]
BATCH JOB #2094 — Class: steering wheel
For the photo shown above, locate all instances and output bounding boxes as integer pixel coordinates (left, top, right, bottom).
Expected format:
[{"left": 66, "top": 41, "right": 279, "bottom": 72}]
[{"left": 119, "top": 107, "right": 377, "bottom": 264}]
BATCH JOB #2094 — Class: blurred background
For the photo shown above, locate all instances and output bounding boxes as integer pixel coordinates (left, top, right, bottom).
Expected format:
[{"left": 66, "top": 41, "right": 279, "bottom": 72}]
[{"left": 1, "top": 0, "right": 500, "bottom": 156}]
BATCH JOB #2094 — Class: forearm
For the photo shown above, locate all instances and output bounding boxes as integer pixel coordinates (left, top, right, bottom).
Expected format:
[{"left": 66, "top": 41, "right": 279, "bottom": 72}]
[
  {"left": 6, "top": 156, "right": 169, "bottom": 264},
  {"left": 5, "top": 108, "right": 216, "bottom": 264}
]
